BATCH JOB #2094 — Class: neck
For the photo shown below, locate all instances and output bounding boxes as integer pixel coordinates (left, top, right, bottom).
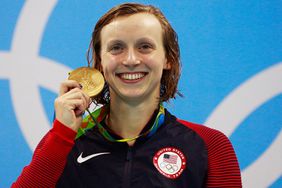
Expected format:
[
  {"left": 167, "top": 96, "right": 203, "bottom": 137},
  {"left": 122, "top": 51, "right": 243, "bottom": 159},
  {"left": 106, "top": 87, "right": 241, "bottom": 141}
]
[{"left": 107, "top": 98, "right": 160, "bottom": 142}]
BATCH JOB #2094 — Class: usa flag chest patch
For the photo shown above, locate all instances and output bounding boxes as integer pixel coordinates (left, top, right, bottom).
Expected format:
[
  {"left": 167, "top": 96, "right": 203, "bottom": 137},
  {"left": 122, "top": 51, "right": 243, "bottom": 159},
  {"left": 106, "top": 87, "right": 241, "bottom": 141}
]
[{"left": 153, "top": 147, "right": 187, "bottom": 179}]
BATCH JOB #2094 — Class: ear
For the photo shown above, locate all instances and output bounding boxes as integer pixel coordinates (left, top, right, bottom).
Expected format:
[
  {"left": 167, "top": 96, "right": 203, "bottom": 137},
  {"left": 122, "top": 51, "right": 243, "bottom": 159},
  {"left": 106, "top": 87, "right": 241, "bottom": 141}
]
[{"left": 163, "top": 58, "right": 171, "bottom": 70}]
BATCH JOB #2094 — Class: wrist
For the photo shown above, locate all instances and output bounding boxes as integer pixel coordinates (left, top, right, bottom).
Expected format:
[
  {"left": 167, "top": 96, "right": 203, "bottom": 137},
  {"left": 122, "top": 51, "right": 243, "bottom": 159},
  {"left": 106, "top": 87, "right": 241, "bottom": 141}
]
[{"left": 52, "top": 119, "right": 77, "bottom": 141}]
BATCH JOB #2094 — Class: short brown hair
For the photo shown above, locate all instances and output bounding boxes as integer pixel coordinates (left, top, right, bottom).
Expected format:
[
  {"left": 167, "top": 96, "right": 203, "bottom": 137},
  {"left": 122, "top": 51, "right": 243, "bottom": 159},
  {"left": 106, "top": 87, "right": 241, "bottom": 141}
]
[{"left": 87, "top": 3, "right": 181, "bottom": 104}]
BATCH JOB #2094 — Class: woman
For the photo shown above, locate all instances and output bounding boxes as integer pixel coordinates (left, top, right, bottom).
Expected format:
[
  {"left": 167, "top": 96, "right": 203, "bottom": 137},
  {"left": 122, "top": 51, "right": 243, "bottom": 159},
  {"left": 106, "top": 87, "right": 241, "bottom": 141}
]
[{"left": 13, "top": 3, "right": 242, "bottom": 187}]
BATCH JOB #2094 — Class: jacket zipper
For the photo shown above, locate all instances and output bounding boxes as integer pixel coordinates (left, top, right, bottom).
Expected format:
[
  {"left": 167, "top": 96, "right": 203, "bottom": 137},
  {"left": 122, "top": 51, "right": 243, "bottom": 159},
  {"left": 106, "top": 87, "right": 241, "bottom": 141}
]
[{"left": 122, "top": 146, "right": 133, "bottom": 188}]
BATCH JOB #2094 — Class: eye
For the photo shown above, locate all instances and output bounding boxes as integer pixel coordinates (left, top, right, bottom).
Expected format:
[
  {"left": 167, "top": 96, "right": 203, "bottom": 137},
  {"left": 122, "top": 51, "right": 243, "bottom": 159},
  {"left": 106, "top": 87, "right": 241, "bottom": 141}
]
[
  {"left": 108, "top": 43, "right": 124, "bottom": 55},
  {"left": 138, "top": 42, "right": 155, "bottom": 53}
]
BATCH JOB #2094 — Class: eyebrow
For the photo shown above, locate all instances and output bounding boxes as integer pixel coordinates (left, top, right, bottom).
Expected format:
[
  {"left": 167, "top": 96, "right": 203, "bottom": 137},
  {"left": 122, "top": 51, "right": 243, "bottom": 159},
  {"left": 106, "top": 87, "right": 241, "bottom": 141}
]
[
  {"left": 136, "top": 37, "right": 155, "bottom": 44},
  {"left": 136, "top": 37, "right": 157, "bottom": 49},
  {"left": 106, "top": 39, "right": 125, "bottom": 46},
  {"left": 105, "top": 37, "right": 158, "bottom": 50},
  {"left": 105, "top": 40, "right": 126, "bottom": 52}
]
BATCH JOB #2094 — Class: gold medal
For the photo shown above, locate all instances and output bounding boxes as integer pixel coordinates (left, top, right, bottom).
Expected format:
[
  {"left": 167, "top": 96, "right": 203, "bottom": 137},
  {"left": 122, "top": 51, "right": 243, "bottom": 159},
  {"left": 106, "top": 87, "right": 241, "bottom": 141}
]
[{"left": 68, "top": 67, "right": 105, "bottom": 97}]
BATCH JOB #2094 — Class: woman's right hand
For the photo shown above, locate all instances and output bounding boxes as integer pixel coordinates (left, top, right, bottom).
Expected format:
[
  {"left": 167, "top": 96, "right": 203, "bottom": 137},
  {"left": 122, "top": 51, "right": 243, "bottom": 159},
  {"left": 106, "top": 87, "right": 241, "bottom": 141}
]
[{"left": 54, "top": 80, "right": 91, "bottom": 132}]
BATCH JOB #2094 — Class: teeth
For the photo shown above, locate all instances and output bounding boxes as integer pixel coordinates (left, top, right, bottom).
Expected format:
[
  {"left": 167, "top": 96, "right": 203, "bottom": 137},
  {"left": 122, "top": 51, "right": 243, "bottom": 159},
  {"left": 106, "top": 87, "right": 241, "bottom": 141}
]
[{"left": 120, "top": 73, "right": 145, "bottom": 80}]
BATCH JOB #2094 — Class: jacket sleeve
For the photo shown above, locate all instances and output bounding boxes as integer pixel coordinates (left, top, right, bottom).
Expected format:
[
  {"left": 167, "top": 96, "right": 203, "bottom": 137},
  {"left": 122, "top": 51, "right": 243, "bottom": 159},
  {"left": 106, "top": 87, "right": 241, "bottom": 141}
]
[
  {"left": 203, "top": 128, "right": 242, "bottom": 187},
  {"left": 11, "top": 119, "right": 77, "bottom": 188},
  {"left": 178, "top": 119, "right": 242, "bottom": 187}
]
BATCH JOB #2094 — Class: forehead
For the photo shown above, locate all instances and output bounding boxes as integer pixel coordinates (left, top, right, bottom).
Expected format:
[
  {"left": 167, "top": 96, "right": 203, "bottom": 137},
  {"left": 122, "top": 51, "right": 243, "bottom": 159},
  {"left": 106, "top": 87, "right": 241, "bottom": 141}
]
[{"left": 100, "top": 13, "right": 163, "bottom": 43}]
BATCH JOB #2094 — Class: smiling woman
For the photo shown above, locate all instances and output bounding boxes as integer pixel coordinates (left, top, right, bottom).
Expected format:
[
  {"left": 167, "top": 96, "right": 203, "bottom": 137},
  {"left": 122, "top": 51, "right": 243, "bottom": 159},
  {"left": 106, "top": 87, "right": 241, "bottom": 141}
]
[
  {"left": 100, "top": 13, "right": 169, "bottom": 105},
  {"left": 12, "top": 3, "right": 241, "bottom": 188}
]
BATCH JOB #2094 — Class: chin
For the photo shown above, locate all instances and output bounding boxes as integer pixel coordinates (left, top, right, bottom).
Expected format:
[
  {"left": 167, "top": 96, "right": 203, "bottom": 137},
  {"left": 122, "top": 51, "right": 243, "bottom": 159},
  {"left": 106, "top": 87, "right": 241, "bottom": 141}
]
[{"left": 110, "top": 85, "right": 160, "bottom": 102}]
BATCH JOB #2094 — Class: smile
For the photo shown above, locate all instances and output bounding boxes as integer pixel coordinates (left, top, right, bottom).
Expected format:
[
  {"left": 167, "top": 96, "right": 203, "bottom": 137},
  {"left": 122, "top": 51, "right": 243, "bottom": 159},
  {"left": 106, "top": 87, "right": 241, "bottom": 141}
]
[{"left": 117, "top": 72, "right": 147, "bottom": 81}]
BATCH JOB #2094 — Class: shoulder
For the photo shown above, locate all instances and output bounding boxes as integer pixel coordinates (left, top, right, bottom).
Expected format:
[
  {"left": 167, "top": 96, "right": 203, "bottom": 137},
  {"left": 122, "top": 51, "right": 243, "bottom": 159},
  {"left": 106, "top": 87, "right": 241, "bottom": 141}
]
[
  {"left": 176, "top": 119, "right": 231, "bottom": 147},
  {"left": 177, "top": 118, "right": 242, "bottom": 187},
  {"left": 176, "top": 118, "right": 236, "bottom": 161},
  {"left": 164, "top": 110, "right": 228, "bottom": 145}
]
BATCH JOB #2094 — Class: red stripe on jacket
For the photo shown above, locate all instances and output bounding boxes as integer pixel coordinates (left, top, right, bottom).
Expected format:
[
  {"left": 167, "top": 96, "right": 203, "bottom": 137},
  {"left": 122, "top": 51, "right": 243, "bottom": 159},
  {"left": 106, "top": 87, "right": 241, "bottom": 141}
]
[
  {"left": 177, "top": 119, "right": 242, "bottom": 187},
  {"left": 12, "top": 120, "right": 76, "bottom": 188}
]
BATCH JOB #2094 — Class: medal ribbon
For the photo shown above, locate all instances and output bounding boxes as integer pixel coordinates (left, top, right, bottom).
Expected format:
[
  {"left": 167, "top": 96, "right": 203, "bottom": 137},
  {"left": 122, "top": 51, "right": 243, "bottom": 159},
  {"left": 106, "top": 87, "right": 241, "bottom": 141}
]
[{"left": 76, "top": 104, "right": 165, "bottom": 142}]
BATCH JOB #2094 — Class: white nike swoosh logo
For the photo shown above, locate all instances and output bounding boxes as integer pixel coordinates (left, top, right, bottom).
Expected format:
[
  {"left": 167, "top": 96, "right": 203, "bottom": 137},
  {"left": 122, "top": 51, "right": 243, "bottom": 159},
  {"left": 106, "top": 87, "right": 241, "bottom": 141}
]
[{"left": 77, "top": 152, "right": 110, "bottom": 163}]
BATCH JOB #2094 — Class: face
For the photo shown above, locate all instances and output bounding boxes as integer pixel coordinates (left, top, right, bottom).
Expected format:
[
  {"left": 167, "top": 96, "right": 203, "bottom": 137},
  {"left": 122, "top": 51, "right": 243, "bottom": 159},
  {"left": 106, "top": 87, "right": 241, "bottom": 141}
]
[{"left": 100, "top": 13, "right": 170, "bottom": 103}]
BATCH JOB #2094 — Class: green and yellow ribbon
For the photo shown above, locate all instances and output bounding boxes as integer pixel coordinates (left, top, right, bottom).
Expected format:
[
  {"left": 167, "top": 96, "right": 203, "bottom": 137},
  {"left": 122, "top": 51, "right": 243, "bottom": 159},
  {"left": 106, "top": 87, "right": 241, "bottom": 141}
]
[{"left": 76, "top": 104, "right": 165, "bottom": 142}]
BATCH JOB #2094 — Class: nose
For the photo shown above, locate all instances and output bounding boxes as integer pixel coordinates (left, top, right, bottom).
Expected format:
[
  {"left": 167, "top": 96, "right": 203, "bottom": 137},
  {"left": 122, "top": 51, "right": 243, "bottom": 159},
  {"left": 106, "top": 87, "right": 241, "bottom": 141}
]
[{"left": 122, "top": 48, "right": 141, "bottom": 66}]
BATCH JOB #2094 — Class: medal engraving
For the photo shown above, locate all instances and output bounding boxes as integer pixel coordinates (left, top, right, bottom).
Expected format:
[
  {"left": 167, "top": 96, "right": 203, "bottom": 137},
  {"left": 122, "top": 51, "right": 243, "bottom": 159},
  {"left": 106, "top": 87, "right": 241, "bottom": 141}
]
[{"left": 68, "top": 67, "right": 105, "bottom": 97}]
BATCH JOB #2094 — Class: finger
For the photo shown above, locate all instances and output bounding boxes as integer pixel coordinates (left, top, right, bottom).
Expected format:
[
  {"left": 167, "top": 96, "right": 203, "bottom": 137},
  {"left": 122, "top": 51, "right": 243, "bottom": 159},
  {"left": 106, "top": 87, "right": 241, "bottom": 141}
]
[
  {"left": 59, "top": 80, "right": 82, "bottom": 96},
  {"left": 62, "top": 88, "right": 90, "bottom": 107},
  {"left": 68, "top": 91, "right": 90, "bottom": 111},
  {"left": 64, "top": 99, "right": 87, "bottom": 116},
  {"left": 80, "top": 90, "right": 91, "bottom": 108}
]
